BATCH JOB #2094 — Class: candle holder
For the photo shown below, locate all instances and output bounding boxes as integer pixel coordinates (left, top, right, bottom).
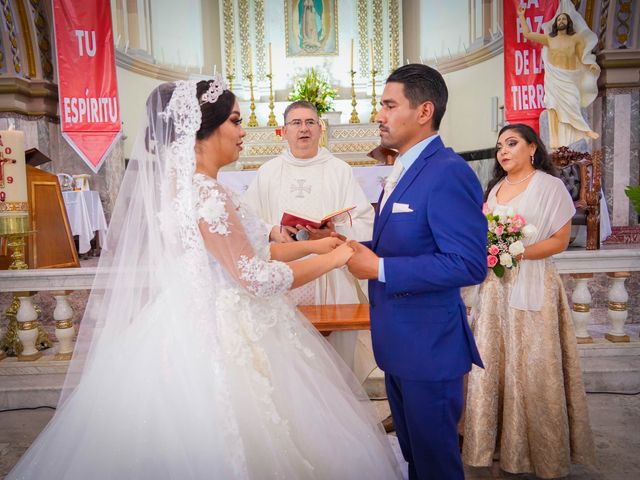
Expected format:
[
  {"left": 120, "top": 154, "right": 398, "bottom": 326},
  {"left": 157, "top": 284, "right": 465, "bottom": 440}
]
[
  {"left": 266, "top": 73, "right": 278, "bottom": 127},
  {"left": 246, "top": 74, "right": 259, "bottom": 128},
  {"left": 369, "top": 69, "right": 378, "bottom": 123},
  {"left": 0, "top": 213, "right": 30, "bottom": 270},
  {"left": 349, "top": 70, "right": 360, "bottom": 124},
  {"left": 0, "top": 215, "right": 50, "bottom": 359},
  {"left": 226, "top": 73, "right": 235, "bottom": 92}
]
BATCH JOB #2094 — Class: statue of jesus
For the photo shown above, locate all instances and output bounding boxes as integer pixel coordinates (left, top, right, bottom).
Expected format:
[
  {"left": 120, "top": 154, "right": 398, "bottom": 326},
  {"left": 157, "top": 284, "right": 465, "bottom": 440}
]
[{"left": 518, "top": 0, "right": 600, "bottom": 149}]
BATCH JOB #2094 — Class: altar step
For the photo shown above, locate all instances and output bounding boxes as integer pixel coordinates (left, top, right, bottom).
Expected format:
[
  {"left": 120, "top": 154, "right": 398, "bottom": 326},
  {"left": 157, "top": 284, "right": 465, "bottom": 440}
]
[{"left": 363, "top": 338, "right": 640, "bottom": 399}]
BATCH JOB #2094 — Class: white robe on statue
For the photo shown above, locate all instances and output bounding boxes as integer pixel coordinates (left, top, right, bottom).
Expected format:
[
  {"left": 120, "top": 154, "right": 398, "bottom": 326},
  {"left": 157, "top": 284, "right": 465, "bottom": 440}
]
[
  {"left": 243, "top": 147, "right": 376, "bottom": 380},
  {"left": 542, "top": 0, "right": 599, "bottom": 148}
]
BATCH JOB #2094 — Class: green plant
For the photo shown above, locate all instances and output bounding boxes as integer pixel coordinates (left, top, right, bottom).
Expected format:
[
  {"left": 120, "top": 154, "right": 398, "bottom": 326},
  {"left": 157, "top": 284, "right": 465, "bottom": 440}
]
[
  {"left": 625, "top": 185, "right": 640, "bottom": 215},
  {"left": 289, "top": 68, "right": 338, "bottom": 114}
]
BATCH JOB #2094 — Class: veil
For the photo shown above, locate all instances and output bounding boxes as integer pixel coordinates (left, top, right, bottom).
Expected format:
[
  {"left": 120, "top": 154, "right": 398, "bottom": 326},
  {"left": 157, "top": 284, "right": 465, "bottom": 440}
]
[{"left": 60, "top": 81, "right": 221, "bottom": 401}]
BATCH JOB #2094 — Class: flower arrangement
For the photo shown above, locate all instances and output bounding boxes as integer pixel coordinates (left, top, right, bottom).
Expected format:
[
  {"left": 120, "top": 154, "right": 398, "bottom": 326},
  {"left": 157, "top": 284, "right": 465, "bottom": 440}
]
[
  {"left": 484, "top": 203, "right": 537, "bottom": 277},
  {"left": 289, "top": 68, "right": 338, "bottom": 114}
]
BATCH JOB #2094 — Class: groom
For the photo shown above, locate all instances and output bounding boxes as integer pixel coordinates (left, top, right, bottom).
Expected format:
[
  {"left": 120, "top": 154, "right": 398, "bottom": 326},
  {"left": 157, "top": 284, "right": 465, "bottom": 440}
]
[{"left": 347, "top": 64, "right": 487, "bottom": 479}]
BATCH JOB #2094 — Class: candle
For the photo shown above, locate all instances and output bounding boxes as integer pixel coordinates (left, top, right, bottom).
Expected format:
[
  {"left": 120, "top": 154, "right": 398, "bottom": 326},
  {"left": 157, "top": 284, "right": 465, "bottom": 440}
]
[
  {"left": 248, "top": 47, "right": 253, "bottom": 77},
  {"left": 0, "top": 129, "right": 27, "bottom": 212},
  {"left": 268, "top": 43, "right": 273, "bottom": 74},
  {"left": 350, "top": 39, "right": 354, "bottom": 71},
  {"left": 369, "top": 39, "right": 374, "bottom": 71}
]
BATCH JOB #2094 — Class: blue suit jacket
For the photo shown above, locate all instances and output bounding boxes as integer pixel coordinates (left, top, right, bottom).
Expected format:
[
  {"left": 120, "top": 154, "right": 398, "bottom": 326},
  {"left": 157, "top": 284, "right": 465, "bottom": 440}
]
[{"left": 364, "top": 136, "right": 487, "bottom": 381}]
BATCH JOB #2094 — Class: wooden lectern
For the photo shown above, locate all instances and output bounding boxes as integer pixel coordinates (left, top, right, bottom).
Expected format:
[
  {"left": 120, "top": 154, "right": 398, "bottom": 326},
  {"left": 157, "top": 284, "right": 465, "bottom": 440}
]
[{"left": 0, "top": 149, "right": 79, "bottom": 269}]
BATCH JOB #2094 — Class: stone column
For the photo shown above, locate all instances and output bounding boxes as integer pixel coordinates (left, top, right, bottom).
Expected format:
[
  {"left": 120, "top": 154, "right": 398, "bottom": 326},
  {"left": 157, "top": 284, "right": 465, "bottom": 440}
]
[{"left": 571, "top": 273, "right": 593, "bottom": 343}]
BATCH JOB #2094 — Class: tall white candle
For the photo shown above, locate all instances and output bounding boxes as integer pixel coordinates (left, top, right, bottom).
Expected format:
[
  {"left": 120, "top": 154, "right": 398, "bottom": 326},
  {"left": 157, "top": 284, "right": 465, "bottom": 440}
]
[
  {"left": 0, "top": 129, "right": 27, "bottom": 211},
  {"left": 369, "top": 39, "right": 374, "bottom": 72},
  {"left": 350, "top": 39, "right": 354, "bottom": 71},
  {"left": 268, "top": 43, "right": 273, "bottom": 74}
]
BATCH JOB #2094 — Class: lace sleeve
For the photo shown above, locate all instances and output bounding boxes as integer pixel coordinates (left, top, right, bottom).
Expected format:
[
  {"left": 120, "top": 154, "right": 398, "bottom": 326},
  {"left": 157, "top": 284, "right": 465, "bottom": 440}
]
[{"left": 194, "top": 175, "right": 293, "bottom": 297}]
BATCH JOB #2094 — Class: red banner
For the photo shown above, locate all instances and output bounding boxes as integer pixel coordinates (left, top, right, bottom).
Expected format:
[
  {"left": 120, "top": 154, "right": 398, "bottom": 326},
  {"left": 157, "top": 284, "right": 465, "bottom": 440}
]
[
  {"left": 52, "top": 0, "right": 121, "bottom": 173},
  {"left": 503, "top": 0, "right": 558, "bottom": 133}
]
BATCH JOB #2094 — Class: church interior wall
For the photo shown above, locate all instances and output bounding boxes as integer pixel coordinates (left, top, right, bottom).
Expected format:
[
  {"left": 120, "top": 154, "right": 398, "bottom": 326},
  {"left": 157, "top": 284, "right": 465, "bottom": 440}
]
[{"left": 439, "top": 53, "right": 504, "bottom": 153}]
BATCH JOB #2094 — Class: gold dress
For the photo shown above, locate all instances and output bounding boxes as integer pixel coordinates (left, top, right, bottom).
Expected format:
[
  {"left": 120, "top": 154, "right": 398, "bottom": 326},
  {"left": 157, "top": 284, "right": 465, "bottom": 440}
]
[{"left": 461, "top": 172, "right": 595, "bottom": 479}]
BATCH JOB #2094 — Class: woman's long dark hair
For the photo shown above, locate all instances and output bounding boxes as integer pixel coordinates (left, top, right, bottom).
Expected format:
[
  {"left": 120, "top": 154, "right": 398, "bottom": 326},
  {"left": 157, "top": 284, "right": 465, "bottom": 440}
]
[{"left": 484, "top": 123, "right": 557, "bottom": 200}]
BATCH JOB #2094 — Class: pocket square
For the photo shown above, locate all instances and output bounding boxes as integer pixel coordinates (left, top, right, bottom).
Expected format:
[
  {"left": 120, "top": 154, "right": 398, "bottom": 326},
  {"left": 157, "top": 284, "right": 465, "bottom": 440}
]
[{"left": 392, "top": 202, "right": 413, "bottom": 213}]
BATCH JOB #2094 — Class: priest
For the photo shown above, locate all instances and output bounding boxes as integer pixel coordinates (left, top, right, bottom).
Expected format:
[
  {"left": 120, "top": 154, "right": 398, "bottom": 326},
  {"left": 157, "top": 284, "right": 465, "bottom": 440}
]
[{"left": 243, "top": 100, "right": 375, "bottom": 378}]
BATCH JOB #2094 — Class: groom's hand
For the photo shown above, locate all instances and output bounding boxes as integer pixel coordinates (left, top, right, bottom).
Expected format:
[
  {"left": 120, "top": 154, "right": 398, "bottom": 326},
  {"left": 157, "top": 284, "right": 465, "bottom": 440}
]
[{"left": 346, "top": 241, "right": 379, "bottom": 279}]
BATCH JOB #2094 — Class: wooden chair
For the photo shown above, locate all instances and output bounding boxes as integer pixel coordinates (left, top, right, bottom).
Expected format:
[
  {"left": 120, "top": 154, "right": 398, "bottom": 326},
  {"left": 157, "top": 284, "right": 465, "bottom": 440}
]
[{"left": 551, "top": 147, "right": 602, "bottom": 250}]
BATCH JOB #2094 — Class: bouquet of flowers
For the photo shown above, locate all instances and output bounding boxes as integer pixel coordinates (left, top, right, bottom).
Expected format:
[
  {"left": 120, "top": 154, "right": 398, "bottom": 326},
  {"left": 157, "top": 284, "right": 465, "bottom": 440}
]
[
  {"left": 483, "top": 203, "right": 537, "bottom": 277},
  {"left": 289, "top": 68, "right": 338, "bottom": 114}
]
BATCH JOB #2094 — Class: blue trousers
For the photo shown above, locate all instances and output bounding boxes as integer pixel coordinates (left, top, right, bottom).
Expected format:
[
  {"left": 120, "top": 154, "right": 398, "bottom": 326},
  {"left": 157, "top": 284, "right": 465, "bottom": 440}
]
[{"left": 385, "top": 374, "right": 464, "bottom": 480}]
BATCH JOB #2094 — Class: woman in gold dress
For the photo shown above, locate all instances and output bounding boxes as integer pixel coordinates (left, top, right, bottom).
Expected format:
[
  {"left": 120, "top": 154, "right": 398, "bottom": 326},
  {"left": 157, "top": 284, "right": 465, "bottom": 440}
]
[{"left": 461, "top": 124, "right": 594, "bottom": 478}]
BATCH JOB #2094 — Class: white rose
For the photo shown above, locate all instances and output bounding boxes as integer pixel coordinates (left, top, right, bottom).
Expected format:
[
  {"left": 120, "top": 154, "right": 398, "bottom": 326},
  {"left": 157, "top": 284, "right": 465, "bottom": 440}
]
[
  {"left": 522, "top": 224, "right": 538, "bottom": 238},
  {"left": 505, "top": 206, "right": 515, "bottom": 217},
  {"left": 499, "top": 253, "right": 513, "bottom": 267},
  {"left": 508, "top": 240, "right": 525, "bottom": 256}
]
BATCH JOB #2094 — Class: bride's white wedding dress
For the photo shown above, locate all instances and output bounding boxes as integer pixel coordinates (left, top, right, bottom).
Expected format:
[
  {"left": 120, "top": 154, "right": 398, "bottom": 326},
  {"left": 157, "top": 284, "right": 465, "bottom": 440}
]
[{"left": 8, "top": 174, "right": 400, "bottom": 479}]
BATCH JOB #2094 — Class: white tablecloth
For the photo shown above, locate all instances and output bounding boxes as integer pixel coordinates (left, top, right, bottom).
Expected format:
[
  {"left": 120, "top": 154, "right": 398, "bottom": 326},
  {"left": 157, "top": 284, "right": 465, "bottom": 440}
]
[
  {"left": 62, "top": 190, "right": 108, "bottom": 254},
  {"left": 219, "top": 165, "right": 392, "bottom": 203}
]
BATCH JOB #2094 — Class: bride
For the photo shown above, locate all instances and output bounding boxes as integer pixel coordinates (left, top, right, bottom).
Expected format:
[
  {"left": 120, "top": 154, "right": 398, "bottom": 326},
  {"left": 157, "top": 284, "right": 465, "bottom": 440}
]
[{"left": 8, "top": 79, "right": 400, "bottom": 479}]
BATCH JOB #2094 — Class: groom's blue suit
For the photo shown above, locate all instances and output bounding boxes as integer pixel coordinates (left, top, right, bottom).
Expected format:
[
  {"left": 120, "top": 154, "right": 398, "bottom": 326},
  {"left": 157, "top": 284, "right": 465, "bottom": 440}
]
[{"left": 364, "top": 136, "right": 487, "bottom": 479}]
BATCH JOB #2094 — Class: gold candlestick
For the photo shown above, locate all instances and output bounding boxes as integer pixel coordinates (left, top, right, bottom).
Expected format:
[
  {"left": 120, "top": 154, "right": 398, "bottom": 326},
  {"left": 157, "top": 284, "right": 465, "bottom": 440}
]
[
  {"left": 369, "top": 69, "right": 378, "bottom": 123},
  {"left": 266, "top": 73, "right": 277, "bottom": 127},
  {"left": 349, "top": 70, "right": 360, "bottom": 124},
  {"left": 246, "top": 74, "right": 259, "bottom": 127},
  {"left": 226, "top": 73, "right": 235, "bottom": 92}
]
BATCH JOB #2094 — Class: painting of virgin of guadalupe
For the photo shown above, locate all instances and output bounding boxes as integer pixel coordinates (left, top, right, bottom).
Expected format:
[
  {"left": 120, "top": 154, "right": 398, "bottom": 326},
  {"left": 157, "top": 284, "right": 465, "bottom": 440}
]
[{"left": 285, "top": 0, "right": 338, "bottom": 56}]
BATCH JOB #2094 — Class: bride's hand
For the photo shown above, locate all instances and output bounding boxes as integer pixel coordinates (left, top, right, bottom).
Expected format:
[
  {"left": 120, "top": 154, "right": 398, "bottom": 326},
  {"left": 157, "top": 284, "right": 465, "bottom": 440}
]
[
  {"left": 327, "top": 243, "right": 354, "bottom": 268},
  {"left": 311, "top": 236, "right": 344, "bottom": 254}
]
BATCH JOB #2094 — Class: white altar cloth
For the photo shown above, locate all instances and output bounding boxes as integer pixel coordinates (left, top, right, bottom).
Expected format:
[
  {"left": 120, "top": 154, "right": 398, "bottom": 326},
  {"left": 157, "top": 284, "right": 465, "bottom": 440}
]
[{"left": 62, "top": 190, "right": 108, "bottom": 254}]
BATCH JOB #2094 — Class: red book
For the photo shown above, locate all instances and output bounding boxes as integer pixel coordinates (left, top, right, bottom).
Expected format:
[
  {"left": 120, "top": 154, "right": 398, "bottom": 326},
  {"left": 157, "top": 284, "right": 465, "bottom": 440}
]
[{"left": 280, "top": 205, "right": 356, "bottom": 229}]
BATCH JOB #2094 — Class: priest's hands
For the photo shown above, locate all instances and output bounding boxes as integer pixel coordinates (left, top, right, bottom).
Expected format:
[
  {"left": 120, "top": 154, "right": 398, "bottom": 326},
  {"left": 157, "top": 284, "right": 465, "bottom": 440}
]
[
  {"left": 270, "top": 225, "right": 297, "bottom": 243},
  {"left": 296, "top": 221, "right": 336, "bottom": 240},
  {"left": 346, "top": 241, "right": 379, "bottom": 279}
]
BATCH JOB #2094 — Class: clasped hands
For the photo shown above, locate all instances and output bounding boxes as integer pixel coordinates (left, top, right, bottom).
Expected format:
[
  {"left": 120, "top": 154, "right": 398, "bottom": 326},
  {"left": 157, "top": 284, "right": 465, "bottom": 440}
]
[
  {"left": 309, "top": 236, "right": 379, "bottom": 279},
  {"left": 306, "top": 234, "right": 379, "bottom": 277}
]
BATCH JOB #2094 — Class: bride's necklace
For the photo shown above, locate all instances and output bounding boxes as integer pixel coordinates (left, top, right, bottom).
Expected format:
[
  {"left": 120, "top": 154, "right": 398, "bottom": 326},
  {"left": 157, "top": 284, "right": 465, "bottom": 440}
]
[{"left": 505, "top": 170, "right": 535, "bottom": 185}]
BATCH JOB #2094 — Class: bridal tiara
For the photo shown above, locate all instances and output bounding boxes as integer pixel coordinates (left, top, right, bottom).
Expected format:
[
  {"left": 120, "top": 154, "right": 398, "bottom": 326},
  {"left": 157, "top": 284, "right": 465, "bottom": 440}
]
[{"left": 199, "top": 74, "right": 228, "bottom": 105}]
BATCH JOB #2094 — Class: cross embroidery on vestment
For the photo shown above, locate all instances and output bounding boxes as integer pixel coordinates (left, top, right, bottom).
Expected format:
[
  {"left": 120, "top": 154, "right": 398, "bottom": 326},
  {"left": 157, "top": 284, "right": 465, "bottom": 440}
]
[{"left": 290, "top": 179, "right": 312, "bottom": 198}]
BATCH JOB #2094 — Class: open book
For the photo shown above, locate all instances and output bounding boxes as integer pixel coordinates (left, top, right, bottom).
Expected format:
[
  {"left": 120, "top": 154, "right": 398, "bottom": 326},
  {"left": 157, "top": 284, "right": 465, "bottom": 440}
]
[{"left": 280, "top": 205, "right": 356, "bottom": 230}]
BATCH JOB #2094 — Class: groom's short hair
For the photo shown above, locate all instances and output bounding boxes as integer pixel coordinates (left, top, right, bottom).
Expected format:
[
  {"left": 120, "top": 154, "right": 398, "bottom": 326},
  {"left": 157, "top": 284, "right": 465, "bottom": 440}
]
[{"left": 387, "top": 64, "right": 448, "bottom": 130}]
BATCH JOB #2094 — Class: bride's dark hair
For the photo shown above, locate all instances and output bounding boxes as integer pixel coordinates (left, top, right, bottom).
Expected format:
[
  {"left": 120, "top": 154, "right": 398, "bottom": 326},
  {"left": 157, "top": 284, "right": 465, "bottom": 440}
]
[
  {"left": 196, "top": 80, "right": 236, "bottom": 140},
  {"left": 144, "top": 80, "right": 235, "bottom": 152}
]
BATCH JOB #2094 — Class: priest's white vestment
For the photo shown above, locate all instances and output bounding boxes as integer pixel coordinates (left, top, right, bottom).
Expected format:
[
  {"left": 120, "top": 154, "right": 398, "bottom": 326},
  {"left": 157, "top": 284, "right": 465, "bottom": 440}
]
[{"left": 243, "top": 147, "right": 375, "bottom": 378}]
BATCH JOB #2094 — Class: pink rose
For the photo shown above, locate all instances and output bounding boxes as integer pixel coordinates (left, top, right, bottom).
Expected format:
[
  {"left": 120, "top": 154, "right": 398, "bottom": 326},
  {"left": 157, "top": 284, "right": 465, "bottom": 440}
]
[
  {"left": 507, "top": 226, "right": 518, "bottom": 233},
  {"left": 487, "top": 255, "right": 498, "bottom": 268},
  {"left": 482, "top": 202, "right": 491, "bottom": 215},
  {"left": 488, "top": 244, "right": 499, "bottom": 256},
  {"left": 513, "top": 214, "right": 525, "bottom": 227},
  {"left": 494, "top": 225, "right": 504, "bottom": 236}
]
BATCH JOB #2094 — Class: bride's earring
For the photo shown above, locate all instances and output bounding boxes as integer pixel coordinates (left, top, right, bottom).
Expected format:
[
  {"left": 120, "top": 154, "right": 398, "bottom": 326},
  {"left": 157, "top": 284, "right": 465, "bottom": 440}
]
[{"left": 531, "top": 154, "right": 535, "bottom": 165}]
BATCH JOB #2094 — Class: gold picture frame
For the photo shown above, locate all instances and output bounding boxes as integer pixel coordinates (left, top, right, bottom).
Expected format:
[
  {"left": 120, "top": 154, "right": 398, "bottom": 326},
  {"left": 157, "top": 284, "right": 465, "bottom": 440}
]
[{"left": 285, "top": 0, "right": 338, "bottom": 57}]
